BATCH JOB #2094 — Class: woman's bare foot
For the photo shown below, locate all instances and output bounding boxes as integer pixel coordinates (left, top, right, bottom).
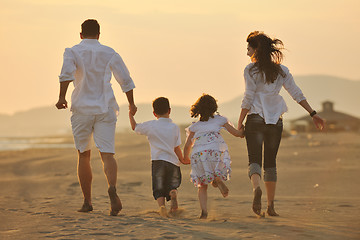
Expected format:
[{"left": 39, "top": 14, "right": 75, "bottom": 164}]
[
  {"left": 267, "top": 201, "right": 279, "bottom": 216},
  {"left": 77, "top": 201, "right": 93, "bottom": 212},
  {"left": 159, "top": 206, "right": 168, "bottom": 217},
  {"left": 169, "top": 189, "right": 178, "bottom": 212},
  {"left": 215, "top": 179, "right": 229, "bottom": 197},
  {"left": 199, "top": 210, "right": 208, "bottom": 219},
  {"left": 252, "top": 186, "right": 262, "bottom": 216},
  {"left": 108, "top": 186, "right": 122, "bottom": 216}
]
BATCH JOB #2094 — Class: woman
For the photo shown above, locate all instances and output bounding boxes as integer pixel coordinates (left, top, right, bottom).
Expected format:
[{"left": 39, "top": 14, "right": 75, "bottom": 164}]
[{"left": 237, "top": 31, "right": 325, "bottom": 217}]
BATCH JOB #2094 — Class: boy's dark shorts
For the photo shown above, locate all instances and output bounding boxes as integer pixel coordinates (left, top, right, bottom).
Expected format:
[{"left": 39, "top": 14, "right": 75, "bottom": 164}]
[{"left": 152, "top": 160, "right": 182, "bottom": 201}]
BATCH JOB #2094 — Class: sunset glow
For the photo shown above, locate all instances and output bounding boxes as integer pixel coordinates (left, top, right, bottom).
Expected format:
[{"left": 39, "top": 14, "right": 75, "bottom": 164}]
[{"left": 1, "top": 0, "right": 359, "bottom": 115}]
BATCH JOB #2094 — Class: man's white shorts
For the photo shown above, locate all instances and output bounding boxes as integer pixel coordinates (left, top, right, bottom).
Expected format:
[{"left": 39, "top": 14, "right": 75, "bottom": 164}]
[{"left": 71, "top": 109, "right": 117, "bottom": 153}]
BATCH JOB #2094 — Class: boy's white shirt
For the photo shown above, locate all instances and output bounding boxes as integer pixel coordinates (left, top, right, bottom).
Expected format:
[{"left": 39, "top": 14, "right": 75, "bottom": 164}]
[{"left": 134, "top": 117, "right": 181, "bottom": 166}]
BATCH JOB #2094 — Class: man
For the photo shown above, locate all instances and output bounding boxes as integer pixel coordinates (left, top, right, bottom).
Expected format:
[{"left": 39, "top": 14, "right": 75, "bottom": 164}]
[{"left": 56, "top": 19, "right": 137, "bottom": 216}]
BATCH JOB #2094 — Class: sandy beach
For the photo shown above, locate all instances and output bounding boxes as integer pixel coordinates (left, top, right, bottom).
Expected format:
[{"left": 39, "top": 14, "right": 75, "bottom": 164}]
[{"left": 0, "top": 130, "right": 359, "bottom": 240}]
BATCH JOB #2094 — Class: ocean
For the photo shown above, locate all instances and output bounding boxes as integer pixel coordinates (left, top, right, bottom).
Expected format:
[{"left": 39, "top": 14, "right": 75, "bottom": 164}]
[{"left": 0, "top": 137, "right": 74, "bottom": 151}]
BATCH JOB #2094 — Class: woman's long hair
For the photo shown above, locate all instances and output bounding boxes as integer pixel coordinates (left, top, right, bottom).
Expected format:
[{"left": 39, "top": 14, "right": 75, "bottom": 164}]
[{"left": 247, "top": 31, "right": 286, "bottom": 84}]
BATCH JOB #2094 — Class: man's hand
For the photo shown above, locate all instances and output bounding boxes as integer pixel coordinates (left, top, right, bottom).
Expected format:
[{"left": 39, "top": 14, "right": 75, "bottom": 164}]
[
  {"left": 129, "top": 103, "right": 137, "bottom": 116},
  {"left": 56, "top": 81, "right": 71, "bottom": 110},
  {"left": 56, "top": 98, "right": 68, "bottom": 109}
]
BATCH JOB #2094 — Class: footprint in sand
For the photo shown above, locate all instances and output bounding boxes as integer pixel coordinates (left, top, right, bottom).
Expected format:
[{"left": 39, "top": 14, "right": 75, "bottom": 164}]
[
  {"left": 337, "top": 204, "right": 354, "bottom": 208},
  {"left": 66, "top": 182, "right": 79, "bottom": 195},
  {"left": 140, "top": 208, "right": 186, "bottom": 219},
  {"left": 168, "top": 208, "right": 185, "bottom": 218},
  {"left": 160, "top": 232, "right": 177, "bottom": 239},
  {"left": 119, "top": 181, "right": 143, "bottom": 192}
]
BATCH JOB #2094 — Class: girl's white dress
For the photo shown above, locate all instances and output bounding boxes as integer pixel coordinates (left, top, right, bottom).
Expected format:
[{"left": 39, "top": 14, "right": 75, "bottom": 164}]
[{"left": 186, "top": 115, "right": 231, "bottom": 186}]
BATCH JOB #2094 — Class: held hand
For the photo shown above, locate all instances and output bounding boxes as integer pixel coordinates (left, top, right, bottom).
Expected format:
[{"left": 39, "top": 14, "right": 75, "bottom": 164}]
[
  {"left": 312, "top": 115, "right": 325, "bottom": 130},
  {"left": 55, "top": 98, "right": 68, "bottom": 109},
  {"left": 238, "top": 124, "right": 245, "bottom": 138},
  {"left": 183, "top": 157, "right": 191, "bottom": 165},
  {"left": 239, "top": 128, "right": 245, "bottom": 138},
  {"left": 129, "top": 104, "right": 137, "bottom": 116}
]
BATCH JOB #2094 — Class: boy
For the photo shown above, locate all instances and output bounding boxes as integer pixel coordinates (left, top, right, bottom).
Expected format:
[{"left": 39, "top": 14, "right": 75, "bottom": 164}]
[{"left": 129, "top": 97, "right": 189, "bottom": 217}]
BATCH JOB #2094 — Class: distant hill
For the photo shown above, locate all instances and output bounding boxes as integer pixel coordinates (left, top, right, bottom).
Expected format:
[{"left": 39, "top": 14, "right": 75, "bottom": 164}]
[
  {"left": 1, "top": 75, "right": 359, "bottom": 137},
  {"left": 220, "top": 75, "right": 360, "bottom": 123}
]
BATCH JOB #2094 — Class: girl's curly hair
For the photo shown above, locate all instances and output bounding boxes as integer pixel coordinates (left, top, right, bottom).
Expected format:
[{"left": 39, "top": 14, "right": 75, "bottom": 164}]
[{"left": 190, "top": 94, "right": 218, "bottom": 121}]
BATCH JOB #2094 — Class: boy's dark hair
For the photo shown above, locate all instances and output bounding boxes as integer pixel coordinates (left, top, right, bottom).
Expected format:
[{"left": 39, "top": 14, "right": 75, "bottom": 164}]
[
  {"left": 191, "top": 94, "right": 218, "bottom": 121},
  {"left": 81, "top": 19, "right": 100, "bottom": 37},
  {"left": 153, "top": 97, "right": 170, "bottom": 115}
]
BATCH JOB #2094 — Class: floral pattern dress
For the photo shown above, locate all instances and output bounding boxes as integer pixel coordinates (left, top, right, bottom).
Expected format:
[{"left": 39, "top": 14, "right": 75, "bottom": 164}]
[{"left": 186, "top": 115, "right": 231, "bottom": 187}]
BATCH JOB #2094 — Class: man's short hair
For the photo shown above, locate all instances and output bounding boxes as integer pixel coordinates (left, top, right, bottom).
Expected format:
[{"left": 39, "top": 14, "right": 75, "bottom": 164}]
[
  {"left": 153, "top": 97, "right": 170, "bottom": 115},
  {"left": 81, "top": 19, "right": 100, "bottom": 37}
]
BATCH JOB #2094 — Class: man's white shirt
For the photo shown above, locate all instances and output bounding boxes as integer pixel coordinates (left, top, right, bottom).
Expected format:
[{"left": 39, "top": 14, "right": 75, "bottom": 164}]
[{"left": 59, "top": 39, "right": 135, "bottom": 115}]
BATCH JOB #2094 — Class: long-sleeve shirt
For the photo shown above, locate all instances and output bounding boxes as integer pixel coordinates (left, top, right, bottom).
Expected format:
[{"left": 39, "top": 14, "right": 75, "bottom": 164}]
[
  {"left": 241, "top": 63, "right": 306, "bottom": 124},
  {"left": 59, "top": 39, "right": 135, "bottom": 115}
]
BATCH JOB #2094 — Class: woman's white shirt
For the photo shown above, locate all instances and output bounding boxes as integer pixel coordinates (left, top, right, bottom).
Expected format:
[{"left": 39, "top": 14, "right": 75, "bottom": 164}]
[{"left": 241, "top": 63, "right": 306, "bottom": 124}]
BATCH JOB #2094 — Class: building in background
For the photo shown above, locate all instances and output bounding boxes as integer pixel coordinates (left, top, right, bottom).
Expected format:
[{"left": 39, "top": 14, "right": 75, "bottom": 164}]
[{"left": 291, "top": 101, "right": 360, "bottom": 132}]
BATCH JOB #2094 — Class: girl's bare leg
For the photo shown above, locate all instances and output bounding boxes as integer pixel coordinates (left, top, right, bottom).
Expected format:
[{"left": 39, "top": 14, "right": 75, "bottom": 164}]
[
  {"left": 198, "top": 185, "right": 208, "bottom": 219},
  {"left": 214, "top": 177, "right": 229, "bottom": 197}
]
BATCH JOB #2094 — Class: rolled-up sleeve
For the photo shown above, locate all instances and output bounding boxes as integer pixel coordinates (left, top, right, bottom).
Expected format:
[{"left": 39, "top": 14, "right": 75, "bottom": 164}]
[
  {"left": 110, "top": 53, "right": 135, "bottom": 93},
  {"left": 59, "top": 48, "right": 76, "bottom": 82},
  {"left": 241, "top": 66, "right": 257, "bottom": 109},
  {"left": 283, "top": 69, "right": 306, "bottom": 103}
]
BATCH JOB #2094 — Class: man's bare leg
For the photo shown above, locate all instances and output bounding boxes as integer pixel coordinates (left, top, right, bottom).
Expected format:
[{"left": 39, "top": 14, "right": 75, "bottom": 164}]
[
  {"left": 100, "top": 152, "right": 122, "bottom": 216},
  {"left": 77, "top": 150, "right": 93, "bottom": 212}
]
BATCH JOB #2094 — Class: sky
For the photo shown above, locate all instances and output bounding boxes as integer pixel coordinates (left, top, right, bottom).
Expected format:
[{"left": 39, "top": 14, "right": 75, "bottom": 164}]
[{"left": 1, "top": 0, "right": 359, "bottom": 115}]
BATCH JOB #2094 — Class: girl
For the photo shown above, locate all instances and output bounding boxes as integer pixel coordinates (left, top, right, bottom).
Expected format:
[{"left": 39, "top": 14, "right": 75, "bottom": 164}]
[
  {"left": 238, "top": 31, "right": 325, "bottom": 217},
  {"left": 184, "top": 94, "right": 243, "bottom": 219}
]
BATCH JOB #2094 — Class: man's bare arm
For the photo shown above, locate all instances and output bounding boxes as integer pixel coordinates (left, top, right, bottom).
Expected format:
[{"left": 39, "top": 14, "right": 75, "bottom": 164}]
[
  {"left": 55, "top": 81, "right": 72, "bottom": 109},
  {"left": 125, "top": 90, "right": 137, "bottom": 115}
]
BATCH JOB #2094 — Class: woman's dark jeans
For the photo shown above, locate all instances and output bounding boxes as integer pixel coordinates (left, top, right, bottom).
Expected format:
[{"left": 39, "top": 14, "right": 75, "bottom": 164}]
[{"left": 245, "top": 114, "right": 283, "bottom": 182}]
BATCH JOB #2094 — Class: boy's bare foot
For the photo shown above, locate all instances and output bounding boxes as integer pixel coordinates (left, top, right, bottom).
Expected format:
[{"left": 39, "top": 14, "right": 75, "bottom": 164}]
[
  {"left": 252, "top": 186, "right": 262, "bottom": 216},
  {"left": 169, "top": 189, "right": 178, "bottom": 212},
  {"left": 159, "top": 206, "right": 168, "bottom": 217},
  {"left": 108, "top": 186, "right": 122, "bottom": 216},
  {"left": 199, "top": 210, "right": 208, "bottom": 219},
  {"left": 267, "top": 201, "right": 279, "bottom": 216},
  {"left": 77, "top": 201, "right": 93, "bottom": 212},
  {"left": 216, "top": 180, "right": 229, "bottom": 197}
]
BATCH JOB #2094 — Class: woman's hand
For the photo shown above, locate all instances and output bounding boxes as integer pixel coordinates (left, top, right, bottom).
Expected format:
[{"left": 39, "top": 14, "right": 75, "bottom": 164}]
[
  {"left": 312, "top": 115, "right": 325, "bottom": 130},
  {"left": 238, "top": 124, "right": 245, "bottom": 138}
]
